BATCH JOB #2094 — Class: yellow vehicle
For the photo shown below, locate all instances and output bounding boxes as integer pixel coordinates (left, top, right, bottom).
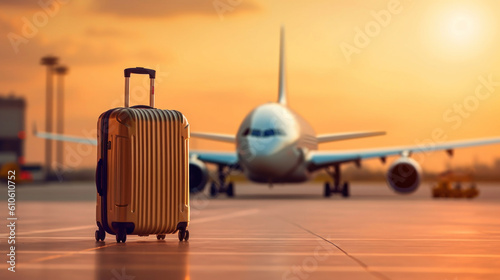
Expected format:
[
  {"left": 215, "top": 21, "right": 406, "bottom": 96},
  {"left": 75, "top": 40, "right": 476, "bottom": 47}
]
[
  {"left": 432, "top": 170, "right": 479, "bottom": 199},
  {"left": 0, "top": 162, "right": 34, "bottom": 183}
]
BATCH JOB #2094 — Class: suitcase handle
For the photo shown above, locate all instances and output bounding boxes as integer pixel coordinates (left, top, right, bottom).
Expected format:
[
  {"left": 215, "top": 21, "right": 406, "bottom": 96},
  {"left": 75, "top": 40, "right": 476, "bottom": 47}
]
[
  {"left": 124, "top": 67, "right": 156, "bottom": 108},
  {"left": 124, "top": 67, "right": 156, "bottom": 79}
]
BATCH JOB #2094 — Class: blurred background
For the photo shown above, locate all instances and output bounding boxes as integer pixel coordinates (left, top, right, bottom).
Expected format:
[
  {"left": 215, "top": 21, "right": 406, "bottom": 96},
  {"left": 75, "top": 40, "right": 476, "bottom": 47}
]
[{"left": 1, "top": 0, "right": 500, "bottom": 182}]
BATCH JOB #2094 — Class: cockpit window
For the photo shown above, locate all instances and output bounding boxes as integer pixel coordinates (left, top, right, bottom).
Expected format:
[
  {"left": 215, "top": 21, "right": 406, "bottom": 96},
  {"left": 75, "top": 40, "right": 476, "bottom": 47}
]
[
  {"left": 251, "top": 129, "right": 262, "bottom": 137},
  {"left": 244, "top": 128, "right": 285, "bottom": 137},
  {"left": 263, "top": 129, "right": 275, "bottom": 137}
]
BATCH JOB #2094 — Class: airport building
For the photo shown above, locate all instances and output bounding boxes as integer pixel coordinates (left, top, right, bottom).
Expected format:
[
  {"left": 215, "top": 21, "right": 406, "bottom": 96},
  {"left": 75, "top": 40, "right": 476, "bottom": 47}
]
[
  {"left": 0, "top": 95, "right": 26, "bottom": 167},
  {"left": 0, "top": 94, "right": 42, "bottom": 181}
]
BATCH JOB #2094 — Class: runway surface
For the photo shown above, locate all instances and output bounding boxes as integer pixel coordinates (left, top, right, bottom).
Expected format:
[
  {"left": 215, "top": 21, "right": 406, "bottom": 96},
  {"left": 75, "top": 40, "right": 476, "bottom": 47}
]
[{"left": 1, "top": 181, "right": 500, "bottom": 280}]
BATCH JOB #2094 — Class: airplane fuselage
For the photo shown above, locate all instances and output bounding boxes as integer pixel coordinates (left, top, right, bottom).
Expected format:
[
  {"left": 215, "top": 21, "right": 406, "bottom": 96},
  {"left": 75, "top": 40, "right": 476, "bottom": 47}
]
[{"left": 236, "top": 103, "right": 317, "bottom": 183}]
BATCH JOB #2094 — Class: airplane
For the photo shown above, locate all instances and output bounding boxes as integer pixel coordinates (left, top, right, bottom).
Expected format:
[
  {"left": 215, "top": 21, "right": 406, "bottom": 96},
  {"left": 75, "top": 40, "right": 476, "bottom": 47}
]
[{"left": 36, "top": 27, "right": 500, "bottom": 198}]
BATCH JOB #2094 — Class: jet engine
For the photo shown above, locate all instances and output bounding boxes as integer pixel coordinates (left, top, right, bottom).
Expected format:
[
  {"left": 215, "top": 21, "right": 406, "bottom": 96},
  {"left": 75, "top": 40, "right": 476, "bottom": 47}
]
[
  {"left": 386, "top": 157, "right": 422, "bottom": 194},
  {"left": 189, "top": 157, "right": 209, "bottom": 194}
]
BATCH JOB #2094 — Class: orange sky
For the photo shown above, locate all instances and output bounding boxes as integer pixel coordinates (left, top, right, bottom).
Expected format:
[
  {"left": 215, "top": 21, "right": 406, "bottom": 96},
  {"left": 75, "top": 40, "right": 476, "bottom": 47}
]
[{"left": 1, "top": 0, "right": 500, "bottom": 173}]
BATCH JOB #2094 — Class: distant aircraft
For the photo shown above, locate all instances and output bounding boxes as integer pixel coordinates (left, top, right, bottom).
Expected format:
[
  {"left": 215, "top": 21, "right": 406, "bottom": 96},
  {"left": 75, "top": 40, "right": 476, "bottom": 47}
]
[{"left": 37, "top": 27, "right": 500, "bottom": 198}]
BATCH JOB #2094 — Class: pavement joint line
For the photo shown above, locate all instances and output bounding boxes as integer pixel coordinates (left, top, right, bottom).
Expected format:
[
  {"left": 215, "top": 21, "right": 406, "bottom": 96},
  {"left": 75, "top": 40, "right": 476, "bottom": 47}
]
[
  {"left": 286, "top": 219, "right": 392, "bottom": 280},
  {"left": 10, "top": 264, "right": 500, "bottom": 274},
  {"left": 15, "top": 251, "right": 500, "bottom": 258},
  {"left": 0, "top": 225, "right": 95, "bottom": 237},
  {"left": 25, "top": 209, "right": 259, "bottom": 263},
  {"left": 192, "top": 208, "right": 260, "bottom": 224},
  {"left": 12, "top": 236, "right": 500, "bottom": 242},
  {"left": 30, "top": 243, "right": 118, "bottom": 263}
]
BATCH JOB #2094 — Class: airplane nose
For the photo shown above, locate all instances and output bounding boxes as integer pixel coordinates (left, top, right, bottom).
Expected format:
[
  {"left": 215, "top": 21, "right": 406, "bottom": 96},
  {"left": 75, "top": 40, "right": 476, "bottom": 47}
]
[
  {"left": 238, "top": 138, "right": 299, "bottom": 177},
  {"left": 239, "top": 137, "right": 280, "bottom": 161},
  {"left": 250, "top": 138, "right": 281, "bottom": 156}
]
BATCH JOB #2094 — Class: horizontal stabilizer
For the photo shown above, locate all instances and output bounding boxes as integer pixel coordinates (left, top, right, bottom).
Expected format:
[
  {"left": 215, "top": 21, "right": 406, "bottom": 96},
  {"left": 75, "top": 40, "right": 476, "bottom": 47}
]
[
  {"left": 317, "top": 131, "right": 386, "bottom": 143},
  {"left": 191, "top": 132, "right": 235, "bottom": 143},
  {"left": 36, "top": 131, "right": 97, "bottom": 146}
]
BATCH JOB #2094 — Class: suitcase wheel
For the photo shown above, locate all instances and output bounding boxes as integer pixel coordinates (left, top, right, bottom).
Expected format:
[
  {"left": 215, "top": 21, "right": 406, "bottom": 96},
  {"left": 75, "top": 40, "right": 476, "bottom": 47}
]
[
  {"left": 95, "top": 229, "right": 106, "bottom": 242},
  {"left": 178, "top": 229, "right": 189, "bottom": 242},
  {"left": 156, "top": 234, "right": 166, "bottom": 240},
  {"left": 116, "top": 228, "right": 127, "bottom": 243}
]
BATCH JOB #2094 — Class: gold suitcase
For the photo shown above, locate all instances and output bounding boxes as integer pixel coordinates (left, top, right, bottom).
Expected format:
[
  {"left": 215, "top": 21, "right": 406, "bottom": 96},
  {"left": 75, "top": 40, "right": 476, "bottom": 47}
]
[{"left": 95, "top": 67, "right": 190, "bottom": 243}]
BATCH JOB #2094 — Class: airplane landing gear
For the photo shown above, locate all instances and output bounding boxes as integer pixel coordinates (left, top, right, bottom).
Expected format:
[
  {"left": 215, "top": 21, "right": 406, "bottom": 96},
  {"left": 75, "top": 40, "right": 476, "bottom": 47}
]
[
  {"left": 324, "top": 182, "right": 332, "bottom": 197},
  {"left": 210, "top": 182, "right": 218, "bottom": 197},
  {"left": 210, "top": 165, "right": 235, "bottom": 198},
  {"left": 226, "top": 182, "right": 234, "bottom": 197},
  {"left": 324, "top": 165, "right": 350, "bottom": 198},
  {"left": 342, "top": 182, "right": 350, "bottom": 197}
]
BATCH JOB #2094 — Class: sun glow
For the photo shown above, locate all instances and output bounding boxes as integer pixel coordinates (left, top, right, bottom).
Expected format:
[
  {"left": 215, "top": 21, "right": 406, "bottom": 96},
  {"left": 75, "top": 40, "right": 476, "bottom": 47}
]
[
  {"left": 448, "top": 14, "right": 475, "bottom": 41},
  {"left": 421, "top": 3, "right": 494, "bottom": 61}
]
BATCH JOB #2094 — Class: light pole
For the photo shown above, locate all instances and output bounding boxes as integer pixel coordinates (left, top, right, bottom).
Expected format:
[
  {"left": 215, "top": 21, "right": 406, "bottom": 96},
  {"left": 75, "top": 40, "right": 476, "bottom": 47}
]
[
  {"left": 55, "top": 65, "right": 68, "bottom": 175},
  {"left": 40, "top": 55, "right": 58, "bottom": 180}
]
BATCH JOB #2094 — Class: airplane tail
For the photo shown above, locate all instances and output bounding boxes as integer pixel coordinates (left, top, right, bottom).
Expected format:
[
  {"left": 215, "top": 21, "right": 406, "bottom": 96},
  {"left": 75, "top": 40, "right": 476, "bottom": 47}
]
[{"left": 278, "top": 26, "right": 287, "bottom": 106}]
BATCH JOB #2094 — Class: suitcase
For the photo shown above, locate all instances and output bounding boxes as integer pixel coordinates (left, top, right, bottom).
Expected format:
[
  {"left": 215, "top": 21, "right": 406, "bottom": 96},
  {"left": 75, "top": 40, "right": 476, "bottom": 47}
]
[{"left": 94, "top": 67, "right": 190, "bottom": 243}]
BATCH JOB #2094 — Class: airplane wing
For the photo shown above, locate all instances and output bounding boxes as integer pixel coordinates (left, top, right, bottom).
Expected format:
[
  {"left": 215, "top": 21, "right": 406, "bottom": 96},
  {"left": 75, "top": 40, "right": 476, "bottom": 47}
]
[
  {"left": 191, "top": 132, "right": 235, "bottom": 143},
  {"left": 190, "top": 150, "right": 238, "bottom": 166},
  {"left": 308, "top": 137, "right": 500, "bottom": 170}
]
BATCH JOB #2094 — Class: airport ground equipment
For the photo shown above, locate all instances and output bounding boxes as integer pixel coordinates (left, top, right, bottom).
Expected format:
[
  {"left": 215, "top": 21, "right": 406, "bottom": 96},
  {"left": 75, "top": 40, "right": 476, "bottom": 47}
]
[
  {"left": 432, "top": 170, "right": 479, "bottom": 198},
  {"left": 95, "top": 67, "right": 190, "bottom": 243}
]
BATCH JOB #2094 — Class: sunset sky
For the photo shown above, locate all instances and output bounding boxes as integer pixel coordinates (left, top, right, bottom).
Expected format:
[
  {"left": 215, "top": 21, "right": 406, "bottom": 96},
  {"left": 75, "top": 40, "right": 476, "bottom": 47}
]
[{"left": 2, "top": 0, "right": 500, "bottom": 173}]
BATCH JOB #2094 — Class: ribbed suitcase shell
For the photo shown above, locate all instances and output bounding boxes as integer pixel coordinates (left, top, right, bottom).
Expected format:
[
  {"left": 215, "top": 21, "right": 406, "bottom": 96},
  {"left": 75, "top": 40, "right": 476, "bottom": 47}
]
[{"left": 96, "top": 107, "right": 190, "bottom": 237}]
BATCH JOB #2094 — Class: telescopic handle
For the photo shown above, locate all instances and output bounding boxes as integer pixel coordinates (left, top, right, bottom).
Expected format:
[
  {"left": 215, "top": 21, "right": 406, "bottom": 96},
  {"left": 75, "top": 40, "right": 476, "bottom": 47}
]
[{"left": 123, "top": 67, "right": 155, "bottom": 108}]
